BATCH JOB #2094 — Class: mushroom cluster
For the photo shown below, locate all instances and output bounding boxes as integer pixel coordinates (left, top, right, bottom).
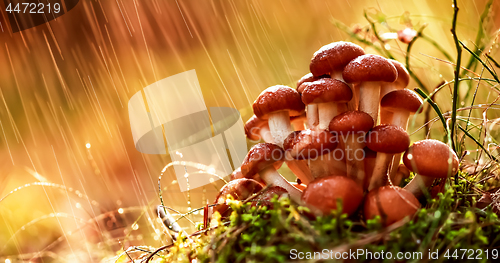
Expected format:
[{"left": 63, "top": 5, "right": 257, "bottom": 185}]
[{"left": 216, "top": 41, "right": 459, "bottom": 226}]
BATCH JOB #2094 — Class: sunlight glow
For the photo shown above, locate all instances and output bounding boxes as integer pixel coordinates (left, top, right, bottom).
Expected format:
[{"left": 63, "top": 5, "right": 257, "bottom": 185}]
[{"left": 85, "top": 143, "right": 91, "bottom": 149}]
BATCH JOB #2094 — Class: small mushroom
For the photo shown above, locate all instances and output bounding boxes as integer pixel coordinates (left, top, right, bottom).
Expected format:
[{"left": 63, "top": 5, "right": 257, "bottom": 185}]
[
  {"left": 300, "top": 78, "right": 353, "bottom": 131},
  {"left": 329, "top": 111, "right": 374, "bottom": 186},
  {"left": 284, "top": 129, "right": 340, "bottom": 180},
  {"left": 403, "top": 139, "right": 459, "bottom": 198},
  {"left": 379, "top": 60, "right": 410, "bottom": 124},
  {"left": 213, "top": 178, "right": 264, "bottom": 218},
  {"left": 343, "top": 54, "right": 398, "bottom": 124},
  {"left": 309, "top": 42, "right": 365, "bottom": 111},
  {"left": 380, "top": 89, "right": 423, "bottom": 129},
  {"left": 230, "top": 167, "right": 265, "bottom": 185},
  {"left": 253, "top": 85, "right": 305, "bottom": 148},
  {"left": 296, "top": 73, "right": 329, "bottom": 128},
  {"left": 302, "top": 175, "right": 364, "bottom": 216},
  {"left": 380, "top": 89, "right": 423, "bottom": 182},
  {"left": 366, "top": 125, "right": 410, "bottom": 190},
  {"left": 244, "top": 115, "right": 273, "bottom": 143},
  {"left": 240, "top": 143, "right": 303, "bottom": 204},
  {"left": 364, "top": 186, "right": 420, "bottom": 226}
]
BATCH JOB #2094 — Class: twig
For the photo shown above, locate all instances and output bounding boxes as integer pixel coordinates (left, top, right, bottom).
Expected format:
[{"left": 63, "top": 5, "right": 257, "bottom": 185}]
[{"left": 450, "top": 0, "right": 462, "bottom": 153}]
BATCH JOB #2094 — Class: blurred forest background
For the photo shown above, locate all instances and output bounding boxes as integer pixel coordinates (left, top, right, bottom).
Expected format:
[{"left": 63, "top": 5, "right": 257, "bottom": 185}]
[{"left": 0, "top": 0, "right": 499, "bottom": 261}]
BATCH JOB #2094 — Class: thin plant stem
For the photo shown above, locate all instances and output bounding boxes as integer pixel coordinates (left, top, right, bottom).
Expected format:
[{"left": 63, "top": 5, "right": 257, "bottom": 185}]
[{"left": 450, "top": 0, "right": 462, "bottom": 153}]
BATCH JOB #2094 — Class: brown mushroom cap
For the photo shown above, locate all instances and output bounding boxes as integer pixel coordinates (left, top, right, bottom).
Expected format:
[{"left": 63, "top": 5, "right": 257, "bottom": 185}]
[
  {"left": 381, "top": 89, "right": 423, "bottom": 114},
  {"left": 300, "top": 78, "right": 353, "bottom": 105},
  {"left": 244, "top": 115, "right": 268, "bottom": 141},
  {"left": 253, "top": 85, "right": 305, "bottom": 119},
  {"left": 342, "top": 54, "right": 398, "bottom": 83},
  {"left": 364, "top": 186, "right": 420, "bottom": 226},
  {"left": 403, "top": 139, "right": 459, "bottom": 178},
  {"left": 366, "top": 125, "right": 410, "bottom": 154},
  {"left": 283, "top": 129, "right": 338, "bottom": 160},
  {"left": 213, "top": 178, "right": 264, "bottom": 217},
  {"left": 329, "top": 111, "right": 374, "bottom": 135},
  {"left": 389, "top": 60, "right": 410, "bottom": 88},
  {"left": 296, "top": 73, "right": 330, "bottom": 93},
  {"left": 310, "top": 42, "right": 365, "bottom": 77},
  {"left": 302, "top": 175, "right": 364, "bottom": 216},
  {"left": 241, "top": 143, "right": 285, "bottom": 178}
]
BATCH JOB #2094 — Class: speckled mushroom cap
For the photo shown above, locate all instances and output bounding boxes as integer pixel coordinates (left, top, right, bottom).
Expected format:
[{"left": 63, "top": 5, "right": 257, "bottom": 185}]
[
  {"left": 342, "top": 54, "right": 398, "bottom": 83},
  {"left": 364, "top": 186, "right": 420, "bottom": 226},
  {"left": 244, "top": 115, "right": 267, "bottom": 141},
  {"left": 241, "top": 143, "right": 285, "bottom": 178},
  {"left": 302, "top": 175, "right": 364, "bottom": 216},
  {"left": 296, "top": 73, "right": 330, "bottom": 93},
  {"left": 328, "top": 111, "right": 374, "bottom": 135},
  {"left": 300, "top": 78, "right": 353, "bottom": 105},
  {"left": 389, "top": 60, "right": 410, "bottom": 88},
  {"left": 283, "top": 129, "right": 338, "bottom": 160},
  {"left": 366, "top": 125, "right": 410, "bottom": 154},
  {"left": 310, "top": 42, "right": 365, "bottom": 77},
  {"left": 213, "top": 178, "right": 264, "bottom": 217},
  {"left": 253, "top": 85, "right": 305, "bottom": 119},
  {"left": 381, "top": 89, "right": 423, "bottom": 114},
  {"left": 403, "top": 139, "right": 459, "bottom": 178}
]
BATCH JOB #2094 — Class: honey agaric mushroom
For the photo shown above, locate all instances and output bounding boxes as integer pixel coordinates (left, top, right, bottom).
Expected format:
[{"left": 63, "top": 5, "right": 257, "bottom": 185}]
[
  {"left": 329, "top": 111, "right": 374, "bottom": 186},
  {"left": 213, "top": 178, "right": 264, "bottom": 218},
  {"left": 240, "top": 143, "right": 303, "bottom": 204},
  {"left": 309, "top": 42, "right": 365, "bottom": 111},
  {"left": 364, "top": 186, "right": 420, "bottom": 226},
  {"left": 300, "top": 78, "right": 353, "bottom": 131},
  {"left": 284, "top": 129, "right": 339, "bottom": 180},
  {"left": 367, "top": 125, "right": 410, "bottom": 190},
  {"left": 296, "top": 74, "right": 330, "bottom": 128},
  {"left": 230, "top": 167, "right": 265, "bottom": 185},
  {"left": 253, "top": 85, "right": 305, "bottom": 148},
  {"left": 403, "top": 139, "right": 459, "bottom": 198},
  {"left": 379, "top": 60, "right": 410, "bottom": 124},
  {"left": 343, "top": 54, "right": 398, "bottom": 124},
  {"left": 380, "top": 89, "right": 423, "bottom": 129},
  {"left": 244, "top": 115, "right": 273, "bottom": 143},
  {"left": 380, "top": 89, "right": 423, "bottom": 182},
  {"left": 302, "top": 175, "right": 363, "bottom": 216}
]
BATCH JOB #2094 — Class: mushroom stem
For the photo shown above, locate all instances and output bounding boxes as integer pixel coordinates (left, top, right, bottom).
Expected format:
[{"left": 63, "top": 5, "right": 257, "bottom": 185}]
[
  {"left": 259, "top": 125, "right": 274, "bottom": 143},
  {"left": 344, "top": 132, "right": 365, "bottom": 186},
  {"left": 391, "top": 112, "right": 410, "bottom": 130},
  {"left": 286, "top": 159, "right": 314, "bottom": 184},
  {"left": 324, "top": 150, "right": 347, "bottom": 175},
  {"left": 317, "top": 103, "right": 338, "bottom": 130},
  {"left": 306, "top": 105, "right": 319, "bottom": 128},
  {"left": 387, "top": 111, "right": 410, "bottom": 180},
  {"left": 358, "top": 81, "right": 381, "bottom": 123},
  {"left": 388, "top": 153, "right": 402, "bottom": 183},
  {"left": 258, "top": 166, "right": 303, "bottom": 204},
  {"left": 403, "top": 175, "right": 434, "bottom": 199},
  {"left": 331, "top": 71, "right": 357, "bottom": 112},
  {"left": 268, "top": 111, "right": 293, "bottom": 148},
  {"left": 368, "top": 153, "right": 394, "bottom": 190},
  {"left": 308, "top": 158, "right": 328, "bottom": 179}
]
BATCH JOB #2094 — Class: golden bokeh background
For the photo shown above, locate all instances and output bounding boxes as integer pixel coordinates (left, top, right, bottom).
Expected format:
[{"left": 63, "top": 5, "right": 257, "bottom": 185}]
[{"left": 0, "top": 0, "right": 499, "bottom": 261}]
